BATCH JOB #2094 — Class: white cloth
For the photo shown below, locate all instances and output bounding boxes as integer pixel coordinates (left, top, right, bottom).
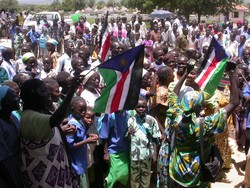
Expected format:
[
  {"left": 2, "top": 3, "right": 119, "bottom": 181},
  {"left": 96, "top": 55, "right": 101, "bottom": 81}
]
[{"left": 55, "top": 53, "right": 72, "bottom": 73}]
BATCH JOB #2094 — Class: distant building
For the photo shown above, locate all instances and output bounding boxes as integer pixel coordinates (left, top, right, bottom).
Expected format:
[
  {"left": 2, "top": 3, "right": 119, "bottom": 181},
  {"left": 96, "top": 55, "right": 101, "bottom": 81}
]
[{"left": 219, "top": 4, "right": 249, "bottom": 22}]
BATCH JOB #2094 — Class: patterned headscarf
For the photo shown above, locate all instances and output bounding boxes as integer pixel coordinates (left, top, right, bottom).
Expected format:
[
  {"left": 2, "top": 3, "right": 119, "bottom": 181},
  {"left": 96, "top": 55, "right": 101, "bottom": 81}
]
[{"left": 181, "top": 91, "right": 204, "bottom": 117}]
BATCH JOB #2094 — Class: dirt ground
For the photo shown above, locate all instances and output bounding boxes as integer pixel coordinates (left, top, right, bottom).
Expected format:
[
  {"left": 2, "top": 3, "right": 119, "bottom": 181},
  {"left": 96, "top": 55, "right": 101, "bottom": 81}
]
[{"left": 211, "top": 137, "right": 246, "bottom": 188}]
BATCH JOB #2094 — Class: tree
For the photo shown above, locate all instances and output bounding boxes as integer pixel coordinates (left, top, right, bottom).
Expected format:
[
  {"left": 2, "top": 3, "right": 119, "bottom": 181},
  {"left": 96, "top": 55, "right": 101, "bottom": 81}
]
[
  {"left": 87, "top": 0, "right": 95, "bottom": 8},
  {"left": 50, "top": 0, "right": 62, "bottom": 11},
  {"left": 61, "top": 0, "right": 86, "bottom": 11},
  {"left": 107, "top": 0, "right": 114, "bottom": 7},
  {"left": 0, "top": 0, "right": 21, "bottom": 13},
  {"left": 168, "top": 0, "right": 243, "bottom": 22},
  {"left": 96, "top": 1, "right": 106, "bottom": 10}
]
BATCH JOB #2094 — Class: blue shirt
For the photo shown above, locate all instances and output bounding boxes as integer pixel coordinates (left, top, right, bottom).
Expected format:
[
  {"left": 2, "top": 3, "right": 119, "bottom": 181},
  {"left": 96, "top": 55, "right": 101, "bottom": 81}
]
[
  {"left": 99, "top": 111, "right": 129, "bottom": 154},
  {"left": 66, "top": 114, "right": 88, "bottom": 175},
  {"left": 26, "top": 29, "right": 40, "bottom": 44},
  {"left": 238, "top": 43, "right": 244, "bottom": 58},
  {"left": 243, "top": 82, "right": 250, "bottom": 128}
]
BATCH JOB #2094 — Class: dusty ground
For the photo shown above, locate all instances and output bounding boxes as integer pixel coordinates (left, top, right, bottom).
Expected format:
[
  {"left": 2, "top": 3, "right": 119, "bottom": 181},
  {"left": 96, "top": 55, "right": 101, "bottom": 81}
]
[{"left": 211, "top": 138, "right": 246, "bottom": 188}]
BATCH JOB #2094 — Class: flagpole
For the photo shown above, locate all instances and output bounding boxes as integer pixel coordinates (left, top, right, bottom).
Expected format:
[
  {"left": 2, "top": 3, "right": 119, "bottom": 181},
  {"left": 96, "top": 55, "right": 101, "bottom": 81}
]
[{"left": 99, "top": 11, "right": 109, "bottom": 50}]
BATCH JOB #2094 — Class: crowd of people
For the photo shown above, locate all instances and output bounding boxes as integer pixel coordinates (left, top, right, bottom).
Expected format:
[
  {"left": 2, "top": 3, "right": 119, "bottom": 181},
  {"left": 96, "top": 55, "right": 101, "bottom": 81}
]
[{"left": 0, "top": 7, "right": 250, "bottom": 188}]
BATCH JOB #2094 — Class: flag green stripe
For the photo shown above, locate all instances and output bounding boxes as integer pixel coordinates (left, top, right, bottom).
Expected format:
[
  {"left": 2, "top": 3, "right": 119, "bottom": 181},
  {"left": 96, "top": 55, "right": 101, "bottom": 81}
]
[
  {"left": 93, "top": 69, "right": 117, "bottom": 113},
  {"left": 203, "top": 58, "right": 227, "bottom": 95}
]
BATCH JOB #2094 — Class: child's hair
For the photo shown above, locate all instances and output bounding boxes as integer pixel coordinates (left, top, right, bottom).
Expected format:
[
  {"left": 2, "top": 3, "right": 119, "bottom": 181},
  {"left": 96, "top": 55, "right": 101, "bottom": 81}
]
[
  {"left": 43, "top": 78, "right": 58, "bottom": 88},
  {"left": 86, "top": 106, "right": 93, "bottom": 113},
  {"left": 157, "top": 66, "right": 173, "bottom": 86},
  {"left": 13, "top": 73, "right": 28, "bottom": 87},
  {"left": 138, "top": 96, "right": 147, "bottom": 104},
  {"left": 70, "top": 96, "right": 86, "bottom": 111},
  {"left": 56, "top": 71, "right": 71, "bottom": 88}
]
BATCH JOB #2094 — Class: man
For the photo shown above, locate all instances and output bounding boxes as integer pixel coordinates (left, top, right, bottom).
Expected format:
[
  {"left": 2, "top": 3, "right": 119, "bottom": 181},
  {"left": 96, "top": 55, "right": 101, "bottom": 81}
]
[
  {"left": 26, "top": 25, "right": 40, "bottom": 57},
  {"left": 138, "top": 15, "right": 147, "bottom": 39},
  {"left": 126, "top": 23, "right": 135, "bottom": 47},
  {"left": 225, "top": 32, "right": 239, "bottom": 57},
  {"left": 55, "top": 41, "right": 74, "bottom": 73},
  {"left": 161, "top": 24, "right": 175, "bottom": 48},
  {"left": 198, "top": 28, "right": 212, "bottom": 52},
  {"left": 176, "top": 27, "right": 188, "bottom": 53}
]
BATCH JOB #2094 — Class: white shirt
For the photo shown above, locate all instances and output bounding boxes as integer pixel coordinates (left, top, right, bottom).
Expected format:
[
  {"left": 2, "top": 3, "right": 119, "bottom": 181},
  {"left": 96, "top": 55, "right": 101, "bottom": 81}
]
[
  {"left": 55, "top": 53, "right": 72, "bottom": 73},
  {"left": 80, "top": 89, "right": 100, "bottom": 108}
]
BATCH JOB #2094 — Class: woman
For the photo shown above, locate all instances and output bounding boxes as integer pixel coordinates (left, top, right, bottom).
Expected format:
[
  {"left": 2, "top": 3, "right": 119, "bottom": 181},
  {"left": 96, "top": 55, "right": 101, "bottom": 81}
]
[
  {"left": 20, "top": 77, "right": 81, "bottom": 187},
  {"left": 80, "top": 70, "right": 101, "bottom": 108},
  {"left": 158, "top": 57, "right": 239, "bottom": 187},
  {"left": 0, "top": 85, "right": 24, "bottom": 187}
]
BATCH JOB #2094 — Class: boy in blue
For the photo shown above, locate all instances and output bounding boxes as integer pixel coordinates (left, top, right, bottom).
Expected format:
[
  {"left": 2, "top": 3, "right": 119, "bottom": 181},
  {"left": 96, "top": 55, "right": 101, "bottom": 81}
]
[
  {"left": 66, "top": 96, "right": 99, "bottom": 188},
  {"left": 99, "top": 110, "right": 130, "bottom": 188}
]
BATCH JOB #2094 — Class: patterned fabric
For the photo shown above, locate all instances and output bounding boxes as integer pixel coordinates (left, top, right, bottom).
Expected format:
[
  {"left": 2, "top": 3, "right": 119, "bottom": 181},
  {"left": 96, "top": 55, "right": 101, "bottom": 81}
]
[
  {"left": 130, "top": 159, "right": 151, "bottom": 188},
  {"left": 180, "top": 90, "right": 203, "bottom": 117},
  {"left": 156, "top": 86, "right": 169, "bottom": 106},
  {"left": 159, "top": 92, "right": 227, "bottom": 187},
  {"left": 20, "top": 110, "right": 72, "bottom": 188},
  {"left": 127, "top": 114, "right": 161, "bottom": 161},
  {"left": 14, "top": 33, "right": 23, "bottom": 58}
]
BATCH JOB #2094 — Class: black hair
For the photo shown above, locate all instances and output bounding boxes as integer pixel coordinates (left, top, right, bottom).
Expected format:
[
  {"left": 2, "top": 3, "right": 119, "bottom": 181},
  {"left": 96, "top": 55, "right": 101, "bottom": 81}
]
[
  {"left": 157, "top": 66, "right": 173, "bottom": 86},
  {"left": 56, "top": 71, "right": 71, "bottom": 88},
  {"left": 70, "top": 96, "right": 86, "bottom": 111},
  {"left": 20, "top": 79, "right": 44, "bottom": 111},
  {"left": 43, "top": 78, "right": 58, "bottom": 88},
  {"left": 2, "top": 47, "right": 13, "bottom": 60},
  {"left": 12, "top": 73, "right": 27, "bottom": 87},
  {"left": 153, "top": 47, "right": 163, "bottom": 59}
]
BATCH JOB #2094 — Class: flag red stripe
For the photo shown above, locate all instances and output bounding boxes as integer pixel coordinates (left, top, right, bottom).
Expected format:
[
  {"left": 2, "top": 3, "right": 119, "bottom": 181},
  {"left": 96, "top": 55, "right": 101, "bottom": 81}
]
[
  {"left": 101, "top": 32, "right": 111, "bottom": 61},
  {"left": 111, "top": 70, "right": 130, "bottom": 112},
  {"left": 197, "top": 57, "right": 218, "bottom": 87}
]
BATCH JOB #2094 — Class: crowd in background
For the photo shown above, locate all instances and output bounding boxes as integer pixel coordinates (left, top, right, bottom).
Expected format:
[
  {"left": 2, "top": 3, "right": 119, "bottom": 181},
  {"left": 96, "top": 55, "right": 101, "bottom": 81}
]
[{"left": 0, "top": 7, "right": 250, "bottom": 188}]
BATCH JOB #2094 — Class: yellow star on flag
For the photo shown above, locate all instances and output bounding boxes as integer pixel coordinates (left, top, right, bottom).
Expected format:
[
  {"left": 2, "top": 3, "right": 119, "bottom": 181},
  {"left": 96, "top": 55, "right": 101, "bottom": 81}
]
[{"left": 120, "top": 58, "right": 126, "bottom": 67}]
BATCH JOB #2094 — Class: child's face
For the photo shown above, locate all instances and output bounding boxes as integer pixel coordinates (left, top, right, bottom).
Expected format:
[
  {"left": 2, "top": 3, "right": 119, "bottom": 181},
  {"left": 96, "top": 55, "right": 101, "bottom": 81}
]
[
  {"left": 135, "top": 99, "right": 147, "bottom": 117},
  {"left": 26, "top": 57, "right": 37, "bottom": 69},
  {"left": 43, "top": 57, "right": 52, "bottom": 70},
  {"left": 49, "top": 83, "right": 61, "bottom": 102},
  {"left": 84, "top": 111, "right": 95, "bottom": 126},
  {"left": 73, "top": 101, "right": 86, "bottom": 118}
]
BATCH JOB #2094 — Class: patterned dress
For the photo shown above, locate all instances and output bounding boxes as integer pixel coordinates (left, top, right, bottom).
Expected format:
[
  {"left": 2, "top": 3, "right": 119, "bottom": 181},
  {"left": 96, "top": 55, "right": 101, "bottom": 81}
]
[
  {"left": 20, "top": 110, "right": 73, "bottom": 188},
  {"left": 158, "top": 92, "right": 227, "bottom": 188}
]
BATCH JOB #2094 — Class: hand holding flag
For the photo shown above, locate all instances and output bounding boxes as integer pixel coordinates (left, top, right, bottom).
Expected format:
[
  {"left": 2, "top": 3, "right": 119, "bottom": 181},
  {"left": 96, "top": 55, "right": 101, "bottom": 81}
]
[{"left": 94, "top": 45, "right": 144, "bottom": 114}]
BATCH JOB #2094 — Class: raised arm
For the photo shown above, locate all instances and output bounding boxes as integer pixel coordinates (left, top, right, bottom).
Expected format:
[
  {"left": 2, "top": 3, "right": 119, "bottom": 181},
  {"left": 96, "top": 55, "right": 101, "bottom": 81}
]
[
  {"left": 50, "top": 76, "right": 82, "bottom": 128},
  {"left": 224, "top": 57, "right": 240, "bottom": 117},
  {"left": 173, "top": 60, "right": 194, "bottom": 96}
]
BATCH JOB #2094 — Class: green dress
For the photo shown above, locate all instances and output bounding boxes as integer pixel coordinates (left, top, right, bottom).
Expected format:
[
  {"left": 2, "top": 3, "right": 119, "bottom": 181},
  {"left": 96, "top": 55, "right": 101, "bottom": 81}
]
[{"left": 159, "top": 92, "right": 227, "bottom": 187}]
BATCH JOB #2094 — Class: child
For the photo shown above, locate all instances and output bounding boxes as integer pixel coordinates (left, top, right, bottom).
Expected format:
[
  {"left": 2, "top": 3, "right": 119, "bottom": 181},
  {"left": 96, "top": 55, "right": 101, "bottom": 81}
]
[
  {"left": 134, "top": 32, "right": 142, "bottom": 47},
  {"left": 38, "top": 27, "right": 50, "bottom": 58},
  {"left": 40, "top": 55, "right": 57, "bottom": 79},
  {"left": 13, "top": 26, "right": 23, "bottom": 59},
  {"left": 84, "top": 107, "right": 98, "bottom": 187},
  {"left": 127, "top": 97, "right": 161, "bottom": 188},
  {"left": 66, "top": 96, "right": 99, "bottom": 188},
  {"left": 99, "top": 110, "right": 130, "bottom": 188}
]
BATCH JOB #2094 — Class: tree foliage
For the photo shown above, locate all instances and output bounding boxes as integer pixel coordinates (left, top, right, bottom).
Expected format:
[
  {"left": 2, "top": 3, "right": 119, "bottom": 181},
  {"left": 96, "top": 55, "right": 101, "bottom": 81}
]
[
  {"left": 96, "top": 1, "right": 106, "bottom": 10},
  {"left": 49, "top": 0, "right": 62, "bottom": 11},
  {"left": 61, "top": 0, "right": 86, "bottom": 11},
  {"left": 0, "top": 0, "right": 21, "bottom": 12},
  {"left": 87, "top": 0, "right": 95, "bottom": 8},
  {"left": 121, "top": 0, "right": 243, "bottom": 21}
]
